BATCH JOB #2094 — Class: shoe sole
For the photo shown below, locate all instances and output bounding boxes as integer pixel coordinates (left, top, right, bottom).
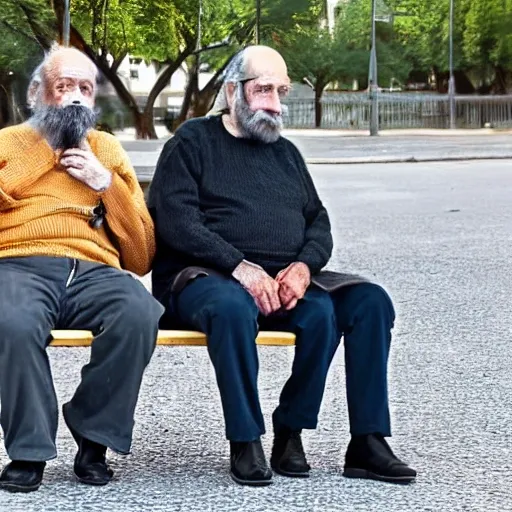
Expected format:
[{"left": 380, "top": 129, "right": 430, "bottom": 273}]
[
  {"left": 74, "top": 473, "right": 112, "bottom": 486},
  {"left": 0, "top": 482, "right": 41, "bottom": 493},
  {"left": 343, "top": 467, "right": 416, "bottom": 484},
  {"left": 271, "top": 466, "right": 310, "bottom": 478},
  {"left": 230, "top": 472, "right": 273, "bottom": 487}
]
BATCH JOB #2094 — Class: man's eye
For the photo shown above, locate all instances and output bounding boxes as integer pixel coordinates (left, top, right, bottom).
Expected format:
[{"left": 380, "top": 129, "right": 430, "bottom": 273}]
[{"left": 80, "top": 86, "right": 91, "bottom": 95}]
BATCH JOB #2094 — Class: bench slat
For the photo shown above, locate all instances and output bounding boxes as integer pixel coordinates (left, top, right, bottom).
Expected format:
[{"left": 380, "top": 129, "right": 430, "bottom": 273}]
[{"left": 49, "top": 330, "right": 296, "bottom": 347}]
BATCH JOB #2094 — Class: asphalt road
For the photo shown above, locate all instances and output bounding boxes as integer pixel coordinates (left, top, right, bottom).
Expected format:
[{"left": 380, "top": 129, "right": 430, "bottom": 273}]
[{"left": 1, "top": 160, "right": 511, "bottom": 511}]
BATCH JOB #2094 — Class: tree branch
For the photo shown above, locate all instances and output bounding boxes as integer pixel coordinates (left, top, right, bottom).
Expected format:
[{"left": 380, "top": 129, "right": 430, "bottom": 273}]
[
  {"left": 17, "top": 1, "right": 53, "bottom": 50},
  {"left": 1, "top": 20, "right": 43, "bottom": 47},
  {"left": 192, "top": 39, "right": 231, "bottom": 55},
  {"left": 112, "top": 50, "right": 128, "bottom": 74}
]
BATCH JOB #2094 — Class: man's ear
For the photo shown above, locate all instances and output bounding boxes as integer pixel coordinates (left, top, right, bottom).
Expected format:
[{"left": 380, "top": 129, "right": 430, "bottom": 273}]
[{"left": 225, "top": 82, "right": 237, "bottom": 108}]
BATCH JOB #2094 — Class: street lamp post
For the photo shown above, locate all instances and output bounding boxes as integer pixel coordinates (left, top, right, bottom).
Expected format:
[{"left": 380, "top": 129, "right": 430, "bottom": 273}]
[
  {"left": 369, "top": 0, "right": 379, "bottom": 136},
  {"left": 448, "top": 0, "right": 456, "bottom": 129},
  {"left": 63, "top": 0, "right": 71, "bottom": 46},
  {"left": 255, "top": 0, "right": 261, "bottom": 44}
]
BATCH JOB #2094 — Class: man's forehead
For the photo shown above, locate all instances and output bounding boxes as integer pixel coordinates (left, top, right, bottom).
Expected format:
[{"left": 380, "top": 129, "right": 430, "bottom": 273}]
[
  {"left": 44, "top": 52, "right": 97, "bottom": 84},
  {"left": 54, "top": 67, "right": 95, "bottom": 82},
  {"left": 245, "top": 52, "right": 288, "bottom": 81}
]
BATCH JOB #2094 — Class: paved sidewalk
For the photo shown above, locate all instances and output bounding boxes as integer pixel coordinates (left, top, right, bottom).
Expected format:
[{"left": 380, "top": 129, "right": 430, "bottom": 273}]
[{"left": 118, "top": 128, "right": 512, "bottom": 183}]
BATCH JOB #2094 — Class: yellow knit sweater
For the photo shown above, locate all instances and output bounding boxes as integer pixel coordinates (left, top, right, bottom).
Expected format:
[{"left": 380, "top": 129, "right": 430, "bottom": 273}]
[{"left": 0, "top": 123, "right": 155, "bottom": 276}]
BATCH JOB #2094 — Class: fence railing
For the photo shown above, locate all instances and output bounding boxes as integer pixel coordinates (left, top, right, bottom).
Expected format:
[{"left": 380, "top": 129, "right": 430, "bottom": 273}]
[{"left": 283, "top": 94, "right": 512, "bottom": 130}]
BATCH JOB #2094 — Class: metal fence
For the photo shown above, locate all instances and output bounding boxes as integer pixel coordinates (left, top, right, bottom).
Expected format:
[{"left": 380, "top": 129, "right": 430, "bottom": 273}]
[{"left": 283, "top": 94, "right": 512, "bottom": 130}]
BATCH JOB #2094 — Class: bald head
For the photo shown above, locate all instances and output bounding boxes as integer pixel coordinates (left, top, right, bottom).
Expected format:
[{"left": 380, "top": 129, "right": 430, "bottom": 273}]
[
  {"left": 41, "top": 46, "right": 97, "bottom": 85},
  {"left": 243, "top": 46, "right": 289, "bottom": 83}
]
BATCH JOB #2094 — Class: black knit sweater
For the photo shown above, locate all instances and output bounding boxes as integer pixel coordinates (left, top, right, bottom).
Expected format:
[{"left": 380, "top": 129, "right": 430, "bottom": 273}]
[{"left": 149, "top": 115, "right": 333, "bottom": 299}]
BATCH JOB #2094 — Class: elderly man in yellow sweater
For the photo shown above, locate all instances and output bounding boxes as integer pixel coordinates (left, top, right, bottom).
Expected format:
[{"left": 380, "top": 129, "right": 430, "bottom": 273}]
[{"left": 0, "top": 45, "right": 163, "bottom": 493}]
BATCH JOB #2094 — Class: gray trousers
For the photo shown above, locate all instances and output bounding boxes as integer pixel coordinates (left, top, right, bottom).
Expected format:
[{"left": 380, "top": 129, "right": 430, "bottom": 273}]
[{"left": 0, "top": 256, "right": 164, "bottom": 462}]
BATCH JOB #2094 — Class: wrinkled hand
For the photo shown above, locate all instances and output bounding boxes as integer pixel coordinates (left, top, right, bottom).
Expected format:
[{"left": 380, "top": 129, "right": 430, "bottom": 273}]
[
  {"left": 232, "top": 260, "right": 281, "bottom": 316},
  {"left": 276, "top": 262, "right": 311, "bottom": 311},
  {"left": 60, "top": 145, "right": 112, "bottom": 192}
]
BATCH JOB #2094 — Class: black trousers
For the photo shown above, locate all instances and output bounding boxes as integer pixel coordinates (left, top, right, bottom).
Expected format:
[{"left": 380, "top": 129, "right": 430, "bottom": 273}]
[
  {"left": 170, "top": 275, "right": 394, "bottom": 442},
  {"left": 0, "top": 256, "right": 164, "bottom": 461}
]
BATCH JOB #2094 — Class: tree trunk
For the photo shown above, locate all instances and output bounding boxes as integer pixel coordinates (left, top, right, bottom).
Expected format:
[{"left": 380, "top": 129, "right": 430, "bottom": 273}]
[
  {"left": 193, "top": 88, "right": 219, "bottom": 117},
  {"left": 191, "top": 55, "right": 233, "bottom": 119},
  {"left": 314, "top": 83, "right": 324, "bottom": 128},
  {"left": 177, "top": 57, "right": 199, "bottom": 126},
  {"left": 492, "top": 66, "right": 508, "bottom": 94},
  {"left": 0, "top": 82, "right": 10, "bottom": 128},
  {"left": 142, "top": 47, "right": 193, "bottom": 139}
]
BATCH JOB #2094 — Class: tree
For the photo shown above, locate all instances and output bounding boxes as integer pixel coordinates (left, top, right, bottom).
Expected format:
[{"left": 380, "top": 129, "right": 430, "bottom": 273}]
[
  {"left": 0, "top": 0, "right": 51, "bottom": 127},
  {"left": 462, "top": 0, "right": 512, "bottom": 92},
  {"left": 279, "top": 28, "right": 367, "bottom": 127}
]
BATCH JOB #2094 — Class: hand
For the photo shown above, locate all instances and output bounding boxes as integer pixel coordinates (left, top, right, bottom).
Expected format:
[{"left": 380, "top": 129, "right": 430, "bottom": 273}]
[
  {"left": 276, "top": 262, "right": 311, "bottom": 311},
  {"left": 60, "top": 145, "right": 112, "bottom": 192},
  {"left": 232, "top": 260, "right": 281, "bottom": 316}
]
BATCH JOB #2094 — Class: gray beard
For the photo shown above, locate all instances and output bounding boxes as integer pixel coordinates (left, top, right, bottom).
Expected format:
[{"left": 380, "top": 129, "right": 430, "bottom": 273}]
[
  {"left": 30, "top": 104, "right": 97, "bottom": 150},
  {"left": 234, "top": 86, "right": 284, "bottom": 144}
]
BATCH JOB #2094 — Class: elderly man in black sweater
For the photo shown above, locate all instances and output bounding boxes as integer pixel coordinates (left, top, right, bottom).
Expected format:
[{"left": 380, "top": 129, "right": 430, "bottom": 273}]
[{"left": 149, "top": 45, "right": 416, "bottom": 487}]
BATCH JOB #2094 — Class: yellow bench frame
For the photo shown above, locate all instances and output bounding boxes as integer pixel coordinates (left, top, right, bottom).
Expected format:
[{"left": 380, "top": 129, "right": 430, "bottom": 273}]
[{"left": 49, "top": 330, "right": 296, "bottom": 347}]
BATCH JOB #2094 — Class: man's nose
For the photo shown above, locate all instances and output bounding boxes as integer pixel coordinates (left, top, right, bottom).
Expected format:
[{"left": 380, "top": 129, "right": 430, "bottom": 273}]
[
  {"left": 72, "top": 100, "right": 81, "bottom": 105},
  {"left": 264, "top": 91, "right": 282, "bottom": 115}
]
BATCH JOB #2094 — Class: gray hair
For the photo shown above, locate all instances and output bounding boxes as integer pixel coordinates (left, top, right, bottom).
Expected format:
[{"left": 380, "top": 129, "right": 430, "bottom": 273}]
[
  {"left": 27, "top": 63, "right": 43, "bottom": 109},
  {"left": 208, "top": 49, "right": 252, "bottom": 115},
  {"left": 223, "top": 49, "right": 247, "bottom": 83}
]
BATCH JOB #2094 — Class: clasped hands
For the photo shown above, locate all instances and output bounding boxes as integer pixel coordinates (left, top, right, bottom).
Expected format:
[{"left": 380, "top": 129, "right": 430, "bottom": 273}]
[
  {"left": 59, "top": 142, "right": 112, "bottom": 192},
  {"left": 233, "top": 260, "right": 311, "bottom": 316}
]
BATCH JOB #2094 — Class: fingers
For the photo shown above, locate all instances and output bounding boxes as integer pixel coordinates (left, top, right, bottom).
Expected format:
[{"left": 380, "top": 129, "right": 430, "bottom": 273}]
[
  {"left": 253, "top": 278, "right": 281, "bottom": 316},
  {"left": 60, "top": 156, "right": 85, "bottom": 169},
  {"left": 61, "top": 148, "right": 88, "bottom": 158},
  {"left": 279, "top": 284, "right": 293, "bottom": 305},
  {"left": 276, "top": 265, "right": 292, "bottom": 282},
  {"left": 65, "top": 167, "right": 82, "bottom": 178},
  {"left": 284, "top": 297, "right": 298, "bottom": 311},
  {"left": 266, "top": 285, "right": 281, "bottom": 313}
]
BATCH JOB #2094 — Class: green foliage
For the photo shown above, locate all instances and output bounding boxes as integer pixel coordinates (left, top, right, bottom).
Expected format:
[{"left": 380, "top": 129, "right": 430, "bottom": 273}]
[
  {"left": 463, "top": 0, "right": 512, "bottom": 73},
  {"left": 0, "top": 0, "right": 53, "bottom": 75},
  {"left": 278, "top": 27, "right": 367, "bottom": 92}
]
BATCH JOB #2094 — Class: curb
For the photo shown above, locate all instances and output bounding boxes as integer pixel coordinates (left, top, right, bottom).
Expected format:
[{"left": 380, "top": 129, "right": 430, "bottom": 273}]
[{"left": 305, "top": 154, "right": 512, "bottom": 165}]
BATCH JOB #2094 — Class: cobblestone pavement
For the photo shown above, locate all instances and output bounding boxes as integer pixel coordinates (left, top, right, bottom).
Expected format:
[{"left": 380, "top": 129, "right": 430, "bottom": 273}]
[{"left": 1, "top": 160, "right": 511, "bottom": 511}]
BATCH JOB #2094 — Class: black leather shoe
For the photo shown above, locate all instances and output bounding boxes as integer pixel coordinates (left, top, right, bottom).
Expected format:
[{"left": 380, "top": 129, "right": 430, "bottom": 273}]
[
  {"left": 0, "top": 461, "right": 46, "bottom": 493},
  {"left": 343, "top": 433, "right": 417, "bottom": 484},
  {"left": 271, "top": 427, "right": 311, "bottom": 478},
  {"left": 64, "top": 413, "right": 113, "bottom": 486},
  {"left": 230, "top": 440, "right": 273, "bottom": 486}
]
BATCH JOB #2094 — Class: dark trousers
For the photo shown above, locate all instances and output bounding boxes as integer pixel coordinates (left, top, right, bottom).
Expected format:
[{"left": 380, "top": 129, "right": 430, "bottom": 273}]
[
  {"left": 0, "top": 256, "right": 164, "bottom": 461},
  {"left": 172, "top": 275, "right": 394, "bottom": 442}
]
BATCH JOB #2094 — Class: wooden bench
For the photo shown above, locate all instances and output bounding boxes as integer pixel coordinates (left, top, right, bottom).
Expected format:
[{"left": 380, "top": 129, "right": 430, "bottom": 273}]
[{"left": 49, "top": 330, "right": 296, "bottom": 347}]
